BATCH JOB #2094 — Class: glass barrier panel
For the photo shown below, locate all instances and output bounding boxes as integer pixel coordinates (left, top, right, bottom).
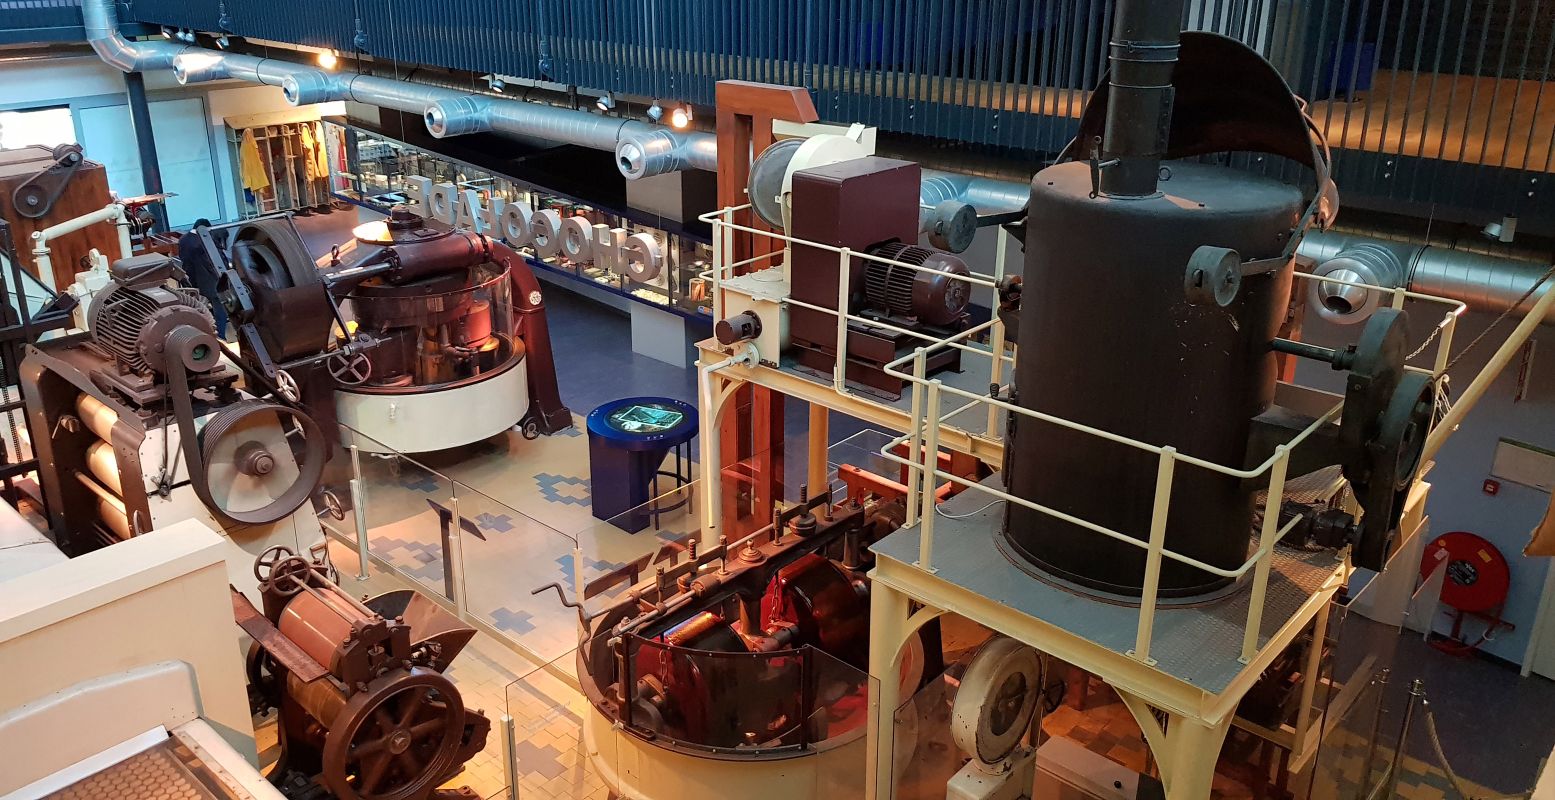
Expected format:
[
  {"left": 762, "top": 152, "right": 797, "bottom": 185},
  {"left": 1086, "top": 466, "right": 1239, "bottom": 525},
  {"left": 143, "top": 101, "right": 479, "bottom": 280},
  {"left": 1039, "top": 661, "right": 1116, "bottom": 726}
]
[
  {"left": 453, "top": 480, "right": 583, "bottom": 663},
  {"left": 1293, "top": 666, "right": 1388, "bottom": 800},
  {"left": 338, "top": 423, "right": 457, "bottom": 602},
  {"left": 506, "top": 647, "right": 599, "bottom": 799},
  {"left": 893, "top": 660, "right": 968, "bottom": 800},
  {"left": 623, "top": 633, "right": 807, "bottom": 754},
  {"left": 571, "top": 476, "right": 704, "bottom": 619},
  {"left": 806, "top": 647, "right": 872, "bottom": 799}
]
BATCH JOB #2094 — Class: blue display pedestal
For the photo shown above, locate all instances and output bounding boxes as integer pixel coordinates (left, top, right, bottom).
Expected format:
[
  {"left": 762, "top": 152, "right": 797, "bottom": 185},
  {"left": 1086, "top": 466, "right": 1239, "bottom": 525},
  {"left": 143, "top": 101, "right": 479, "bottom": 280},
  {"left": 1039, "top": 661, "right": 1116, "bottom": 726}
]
[{"left": 586, "top": 397, "right": 698, "bottom": 533}]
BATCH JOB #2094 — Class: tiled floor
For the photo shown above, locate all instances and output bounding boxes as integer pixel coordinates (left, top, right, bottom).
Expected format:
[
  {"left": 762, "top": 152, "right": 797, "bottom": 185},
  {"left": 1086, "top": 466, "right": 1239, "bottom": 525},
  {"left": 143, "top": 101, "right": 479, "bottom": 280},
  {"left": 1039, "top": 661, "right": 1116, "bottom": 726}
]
[{"left": 265, "top": 247, "right": 1555, "bottom": 799}]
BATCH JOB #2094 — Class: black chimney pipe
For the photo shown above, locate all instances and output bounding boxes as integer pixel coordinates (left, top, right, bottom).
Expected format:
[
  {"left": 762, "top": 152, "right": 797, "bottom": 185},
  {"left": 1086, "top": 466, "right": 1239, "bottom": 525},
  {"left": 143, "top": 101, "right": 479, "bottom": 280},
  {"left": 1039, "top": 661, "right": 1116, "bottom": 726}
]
[{"left": 1098, "top": 0, "right": 1186, "bottom": 197}]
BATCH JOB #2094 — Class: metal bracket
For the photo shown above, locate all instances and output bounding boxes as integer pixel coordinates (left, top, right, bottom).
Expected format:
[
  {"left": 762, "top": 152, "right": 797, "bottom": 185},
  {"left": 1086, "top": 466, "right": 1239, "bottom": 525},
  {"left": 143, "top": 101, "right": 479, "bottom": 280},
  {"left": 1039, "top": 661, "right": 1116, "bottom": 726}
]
[{"left": 1183, "top": 245, "right": 1291, "bottom": 307}]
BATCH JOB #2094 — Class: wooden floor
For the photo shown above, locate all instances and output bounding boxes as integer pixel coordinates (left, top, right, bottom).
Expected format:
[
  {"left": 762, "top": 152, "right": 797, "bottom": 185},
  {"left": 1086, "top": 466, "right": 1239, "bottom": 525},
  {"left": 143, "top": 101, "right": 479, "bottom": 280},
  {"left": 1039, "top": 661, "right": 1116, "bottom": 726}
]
[{"left": 1309, "top": 70, "right": 1555, "bottom": 170}]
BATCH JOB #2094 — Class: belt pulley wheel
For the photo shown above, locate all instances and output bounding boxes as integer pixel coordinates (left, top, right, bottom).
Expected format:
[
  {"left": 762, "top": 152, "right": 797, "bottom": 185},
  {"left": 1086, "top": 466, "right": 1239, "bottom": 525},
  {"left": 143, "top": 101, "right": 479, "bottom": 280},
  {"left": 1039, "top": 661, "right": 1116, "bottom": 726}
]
[
  {"left": 198, "top": 399, "right": 325, "bottom": 525},
  {"left": 950, "top": 636, "right": 1043, "bottom": 767},
  {"left": 322, "top": 669, "right": 466, "bottom": 800}
]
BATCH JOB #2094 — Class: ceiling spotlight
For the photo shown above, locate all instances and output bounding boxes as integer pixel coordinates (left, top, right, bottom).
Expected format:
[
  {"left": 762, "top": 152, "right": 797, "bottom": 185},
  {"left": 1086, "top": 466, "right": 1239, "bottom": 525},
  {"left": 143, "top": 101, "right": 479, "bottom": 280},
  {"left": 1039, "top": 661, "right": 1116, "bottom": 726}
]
[
  {"left": 160, "top": 27, "right": 173, "bottom": 39},
  {"left": 646, "top": 101, "right": 663, "bottom": 122},
  {"left": 669, "top": 104, "right": 693, "bottom": 130},
  {"left": 485, "top": 74, "right": 506, "bottom": 93},
  {"left": 317, "top": 50, "right": 339, "bottom": 70},
  {"left": 595, "top": 93, "right": 617, "bottom": 112},
  {"left": 215, "top": 35, "right": 230, "bottom": 49}
]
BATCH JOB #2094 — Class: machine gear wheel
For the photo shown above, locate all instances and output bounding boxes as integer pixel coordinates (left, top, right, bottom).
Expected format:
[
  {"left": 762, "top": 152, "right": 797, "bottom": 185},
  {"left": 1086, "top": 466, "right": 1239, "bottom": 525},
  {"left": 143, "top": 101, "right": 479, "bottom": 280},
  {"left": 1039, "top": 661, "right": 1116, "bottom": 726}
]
[{"left": 321, "top": 669, "right": 466, "bottom": 800}]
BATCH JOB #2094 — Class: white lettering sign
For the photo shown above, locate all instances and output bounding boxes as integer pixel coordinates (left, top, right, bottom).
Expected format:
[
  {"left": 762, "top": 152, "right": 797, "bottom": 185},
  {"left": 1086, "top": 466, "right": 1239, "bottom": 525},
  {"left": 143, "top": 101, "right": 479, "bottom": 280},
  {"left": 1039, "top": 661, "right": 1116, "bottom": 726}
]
[{"left": 403, "top": 178, "right": 662, "bottom": 274}]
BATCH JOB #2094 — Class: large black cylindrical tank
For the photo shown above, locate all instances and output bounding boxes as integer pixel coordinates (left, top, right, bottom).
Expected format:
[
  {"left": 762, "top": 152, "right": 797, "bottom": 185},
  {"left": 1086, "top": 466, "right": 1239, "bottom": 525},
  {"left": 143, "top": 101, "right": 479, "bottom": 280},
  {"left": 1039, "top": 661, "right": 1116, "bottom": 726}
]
[{"left": 1001, "top": 160, "right": 1302, "bottom": 598}]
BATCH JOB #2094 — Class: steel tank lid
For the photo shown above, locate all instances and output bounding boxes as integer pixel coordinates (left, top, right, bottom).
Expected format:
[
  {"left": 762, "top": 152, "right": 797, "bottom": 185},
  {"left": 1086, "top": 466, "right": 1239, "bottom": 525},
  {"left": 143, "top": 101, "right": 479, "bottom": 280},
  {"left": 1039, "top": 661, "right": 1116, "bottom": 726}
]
[{"left": 1031, "top": 160, "right": 1304, "bottom": 221}]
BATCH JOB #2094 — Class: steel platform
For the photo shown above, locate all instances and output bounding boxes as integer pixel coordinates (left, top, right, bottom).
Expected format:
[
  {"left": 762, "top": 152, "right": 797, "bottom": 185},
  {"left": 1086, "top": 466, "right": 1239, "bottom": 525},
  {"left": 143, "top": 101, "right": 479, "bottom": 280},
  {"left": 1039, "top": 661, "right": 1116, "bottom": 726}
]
[{"left": 868, "top": 474, "right": 1345, "bottom": 717}]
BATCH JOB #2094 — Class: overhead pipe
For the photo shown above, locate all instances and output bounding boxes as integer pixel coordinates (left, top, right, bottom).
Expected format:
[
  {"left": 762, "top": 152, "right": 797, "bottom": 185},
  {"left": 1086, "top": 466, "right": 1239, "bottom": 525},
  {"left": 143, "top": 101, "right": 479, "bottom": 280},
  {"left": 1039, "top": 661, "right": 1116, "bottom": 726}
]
[
  {"left": 82, "top": 0, "right": 1028, "bottom": 227},
  {"left": 1296, "top": 230, "right": 1555, "bottom": 326}
]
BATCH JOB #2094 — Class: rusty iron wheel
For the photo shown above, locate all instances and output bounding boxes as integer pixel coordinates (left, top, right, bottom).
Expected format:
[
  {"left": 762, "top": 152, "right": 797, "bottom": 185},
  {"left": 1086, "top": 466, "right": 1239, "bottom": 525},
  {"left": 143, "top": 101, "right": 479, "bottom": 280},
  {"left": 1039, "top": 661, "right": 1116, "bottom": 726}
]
[{"left": 321, "top": 668, "right": 465, "bottom": 800}]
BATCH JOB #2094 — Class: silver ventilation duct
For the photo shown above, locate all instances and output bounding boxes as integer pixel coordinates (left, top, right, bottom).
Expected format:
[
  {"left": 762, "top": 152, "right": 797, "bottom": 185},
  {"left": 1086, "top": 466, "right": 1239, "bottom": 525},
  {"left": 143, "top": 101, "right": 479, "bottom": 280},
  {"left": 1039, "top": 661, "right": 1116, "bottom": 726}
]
[
  {"left": 1297, "top": 230, "right": 1555, "bottom": 325},
  {"left": 82, "top": 0, "right": 1028, "bottom": 233}
]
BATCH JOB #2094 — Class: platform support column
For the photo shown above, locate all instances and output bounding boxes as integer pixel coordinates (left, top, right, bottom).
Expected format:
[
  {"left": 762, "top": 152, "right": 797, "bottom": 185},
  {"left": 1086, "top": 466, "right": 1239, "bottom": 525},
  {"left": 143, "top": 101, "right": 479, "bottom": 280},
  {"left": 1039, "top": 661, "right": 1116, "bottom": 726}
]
[
  {"left": 1118, "top": 689, "right": 1232, "bottom": 800},
  {"left": 866, "top": 580, "right": 911, "bottom": 800},
  {"left": 807, "top": 403, "right": 829, "bottom": 496}
]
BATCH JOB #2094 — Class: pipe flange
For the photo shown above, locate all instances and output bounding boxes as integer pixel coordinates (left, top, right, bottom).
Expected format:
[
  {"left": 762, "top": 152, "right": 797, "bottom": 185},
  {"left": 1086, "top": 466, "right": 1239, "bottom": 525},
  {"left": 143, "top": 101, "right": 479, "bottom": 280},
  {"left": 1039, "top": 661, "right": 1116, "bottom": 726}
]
[
  {"left": 1309, "top": 243, "right": 1407, "bottom": 325},
  {"left": 424, "top": 96, "right": 493, "bottom": 138},
  {"left": 172, "top": 51, "right": 230, "bottom": 84},
  {"left": 282, "top": 70, "right": 342, "bottom": 106}
]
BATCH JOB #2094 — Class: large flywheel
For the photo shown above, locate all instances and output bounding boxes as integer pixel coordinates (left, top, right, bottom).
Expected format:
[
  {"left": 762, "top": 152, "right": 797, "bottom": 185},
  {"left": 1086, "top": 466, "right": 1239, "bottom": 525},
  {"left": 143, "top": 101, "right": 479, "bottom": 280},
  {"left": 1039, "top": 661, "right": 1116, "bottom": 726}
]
[{"left": 321, "top": 669, "right": 467, "bottom": 800}]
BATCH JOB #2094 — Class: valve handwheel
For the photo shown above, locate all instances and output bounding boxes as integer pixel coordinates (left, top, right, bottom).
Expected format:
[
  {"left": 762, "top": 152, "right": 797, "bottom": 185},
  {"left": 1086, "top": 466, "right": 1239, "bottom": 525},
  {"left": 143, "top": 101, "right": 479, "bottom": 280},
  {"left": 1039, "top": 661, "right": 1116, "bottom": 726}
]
[
  {"left": 254, "top": 544, "right": 298, "bottom": 582},
  {"left": 275, "top": 369, "right": 301, "bottom": 402},
  {"left": 321, "top": 669, "right": 466, "bottom": 800},
  {"left": 328, "top": 351, "right": 374, "bottom": 386}
]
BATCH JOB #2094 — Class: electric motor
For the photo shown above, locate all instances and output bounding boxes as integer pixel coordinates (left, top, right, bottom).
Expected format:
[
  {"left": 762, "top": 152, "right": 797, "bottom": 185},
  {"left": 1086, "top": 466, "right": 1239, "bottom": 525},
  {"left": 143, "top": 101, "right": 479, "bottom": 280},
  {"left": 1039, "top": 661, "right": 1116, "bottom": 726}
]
[
  {"left": 862, "top": 242, "right": 971, "bottom": 327},
  {"left": 88, "top": 265, "right": 216, "bottom": 376}
]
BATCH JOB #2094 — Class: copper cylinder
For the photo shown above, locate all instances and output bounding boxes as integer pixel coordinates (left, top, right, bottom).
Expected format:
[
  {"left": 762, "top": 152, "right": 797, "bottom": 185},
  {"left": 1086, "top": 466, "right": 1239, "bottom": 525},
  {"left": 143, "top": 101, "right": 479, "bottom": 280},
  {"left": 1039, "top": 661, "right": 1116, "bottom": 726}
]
[
  {"left": 75, "top": 394, "right": 119, "bottom": 443},
  {"left": 286, "top": 669, "right": 347, "bottom": 727},
  {"left": 279, "top": 587, "right": 372, "bottom": 674},
  {"left": 85, "top": 440, "right": 122, "bottom": 495}
]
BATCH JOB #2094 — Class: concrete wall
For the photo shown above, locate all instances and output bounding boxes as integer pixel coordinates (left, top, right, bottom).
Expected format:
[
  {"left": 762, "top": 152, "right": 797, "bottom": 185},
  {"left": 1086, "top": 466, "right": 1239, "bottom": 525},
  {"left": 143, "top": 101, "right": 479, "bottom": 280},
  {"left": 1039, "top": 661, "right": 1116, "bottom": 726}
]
[{"left": 0, "top": 520, "right": 256, "bottom": 781}]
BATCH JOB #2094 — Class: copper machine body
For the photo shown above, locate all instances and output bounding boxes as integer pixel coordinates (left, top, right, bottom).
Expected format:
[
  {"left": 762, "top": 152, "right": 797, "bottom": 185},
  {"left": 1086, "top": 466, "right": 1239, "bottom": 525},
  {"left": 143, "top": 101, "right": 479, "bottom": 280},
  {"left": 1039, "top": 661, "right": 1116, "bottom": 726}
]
[{"left": 236, "top": 547, "right": 489, "bottom": 800}]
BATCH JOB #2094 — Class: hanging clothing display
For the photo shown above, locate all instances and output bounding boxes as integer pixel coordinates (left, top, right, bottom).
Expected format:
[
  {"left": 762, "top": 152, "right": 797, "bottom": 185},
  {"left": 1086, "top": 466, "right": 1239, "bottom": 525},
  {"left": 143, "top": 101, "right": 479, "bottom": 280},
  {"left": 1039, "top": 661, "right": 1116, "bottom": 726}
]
[
  {"left": 300, "top": 122, "right": 321, "bottom": 180},
  {"left": 239, "top": 128, "right": 271, "bottom": 192},
  {"left": 312, "top": 122, "right": 330, "bottom": 179}
]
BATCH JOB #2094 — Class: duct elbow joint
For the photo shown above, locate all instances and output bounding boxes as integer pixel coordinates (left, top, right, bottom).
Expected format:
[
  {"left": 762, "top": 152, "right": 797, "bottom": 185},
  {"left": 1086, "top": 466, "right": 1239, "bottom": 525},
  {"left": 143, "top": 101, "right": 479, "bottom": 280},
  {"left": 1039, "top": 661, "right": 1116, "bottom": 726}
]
[{"left": 424, "top": 97, "right": 494, "bottom": 138}]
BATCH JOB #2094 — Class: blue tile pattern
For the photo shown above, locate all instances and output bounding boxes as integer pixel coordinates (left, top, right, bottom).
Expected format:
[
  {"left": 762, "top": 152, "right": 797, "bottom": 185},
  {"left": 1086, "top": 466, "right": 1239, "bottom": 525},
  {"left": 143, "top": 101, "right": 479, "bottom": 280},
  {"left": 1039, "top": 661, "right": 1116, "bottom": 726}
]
[{"left": 535, "top": 473, "right": 591, "bottom": 506}]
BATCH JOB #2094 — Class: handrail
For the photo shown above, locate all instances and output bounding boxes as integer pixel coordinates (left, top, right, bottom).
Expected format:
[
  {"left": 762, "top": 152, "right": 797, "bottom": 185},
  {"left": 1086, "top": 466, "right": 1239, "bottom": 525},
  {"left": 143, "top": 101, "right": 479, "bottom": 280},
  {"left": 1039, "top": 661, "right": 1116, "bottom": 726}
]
[{"left": 698, "top": 201, "right": 1473, "bottom": 670}]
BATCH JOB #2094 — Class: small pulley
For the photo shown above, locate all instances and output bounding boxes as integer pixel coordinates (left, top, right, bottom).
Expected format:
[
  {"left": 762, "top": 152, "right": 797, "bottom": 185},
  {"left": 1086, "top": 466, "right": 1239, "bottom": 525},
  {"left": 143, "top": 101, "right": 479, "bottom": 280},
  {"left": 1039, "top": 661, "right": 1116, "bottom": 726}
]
[
  {"left": 1183, "top": 245, "right": 1289, "bottom": 308},
  {"left": 951, "top": 636, "right": 1044, "bottom": 770},
  {"left": 12, "top": 143, "right": 85, "bottom": 219}
]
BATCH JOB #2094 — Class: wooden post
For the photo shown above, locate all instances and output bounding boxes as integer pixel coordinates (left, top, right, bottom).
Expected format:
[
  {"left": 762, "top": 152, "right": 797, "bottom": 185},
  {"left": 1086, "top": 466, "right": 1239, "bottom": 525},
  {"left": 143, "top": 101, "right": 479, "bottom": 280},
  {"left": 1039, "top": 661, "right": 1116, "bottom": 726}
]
[{"left": 713, "top": 81, "right": 819, "bottom": 536}]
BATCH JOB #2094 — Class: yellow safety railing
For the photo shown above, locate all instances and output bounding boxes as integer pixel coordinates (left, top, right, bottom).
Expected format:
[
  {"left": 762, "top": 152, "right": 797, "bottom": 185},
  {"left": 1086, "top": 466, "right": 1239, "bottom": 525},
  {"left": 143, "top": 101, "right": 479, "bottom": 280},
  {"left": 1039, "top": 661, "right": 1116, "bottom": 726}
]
[{"left": 698, "top": 203, "right": 1472, "bottom": 670}]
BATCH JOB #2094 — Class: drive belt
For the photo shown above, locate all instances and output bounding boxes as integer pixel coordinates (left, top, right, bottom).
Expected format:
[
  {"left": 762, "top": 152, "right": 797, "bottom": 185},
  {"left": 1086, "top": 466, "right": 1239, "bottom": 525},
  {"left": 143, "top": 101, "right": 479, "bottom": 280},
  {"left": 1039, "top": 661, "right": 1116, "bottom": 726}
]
[{"left": 163, "top": 324, "right": 326, "bottom": 526}]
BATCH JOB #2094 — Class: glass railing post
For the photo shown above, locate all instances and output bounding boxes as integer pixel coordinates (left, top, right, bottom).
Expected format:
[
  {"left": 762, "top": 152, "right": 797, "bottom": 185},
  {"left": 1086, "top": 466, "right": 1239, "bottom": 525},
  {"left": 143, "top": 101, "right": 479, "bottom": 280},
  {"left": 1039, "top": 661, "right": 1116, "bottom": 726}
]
[
  {"left": 1130, "top": 446, "right": 1176, "bottom": 666},
  {"left": 348, "top": 442, "right": 370, "bottom": 580},
  {"left": 1242, "top": 444, "right": 1290, "bottom": 662},
  {"left": 500, "top": 713, "right": 518, "bottom": 800},
  {"left": 447, "top": 482, "right": 469, "bottom": 616}
]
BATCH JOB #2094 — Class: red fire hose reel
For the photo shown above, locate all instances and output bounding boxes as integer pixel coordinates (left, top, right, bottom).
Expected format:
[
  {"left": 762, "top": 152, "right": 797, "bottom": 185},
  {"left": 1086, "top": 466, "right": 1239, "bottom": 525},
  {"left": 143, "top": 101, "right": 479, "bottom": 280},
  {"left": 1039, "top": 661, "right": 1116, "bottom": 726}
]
[{"left": 1421, "top": 531, "right": 1514, "bottom": 655}]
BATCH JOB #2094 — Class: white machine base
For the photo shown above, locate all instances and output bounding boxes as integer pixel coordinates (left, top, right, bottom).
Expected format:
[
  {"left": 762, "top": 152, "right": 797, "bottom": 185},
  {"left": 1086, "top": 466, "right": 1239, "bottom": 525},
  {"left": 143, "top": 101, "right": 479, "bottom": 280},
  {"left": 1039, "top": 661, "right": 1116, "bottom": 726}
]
[
  {"left": 948, "top": 746, "right": 1036, "bottom": 800},
  {"left": 583, "top": 704, "right": 865, "bottom": 800},
  {"left": 335, "top": 361, "right": 528, "bottom": 454}
]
